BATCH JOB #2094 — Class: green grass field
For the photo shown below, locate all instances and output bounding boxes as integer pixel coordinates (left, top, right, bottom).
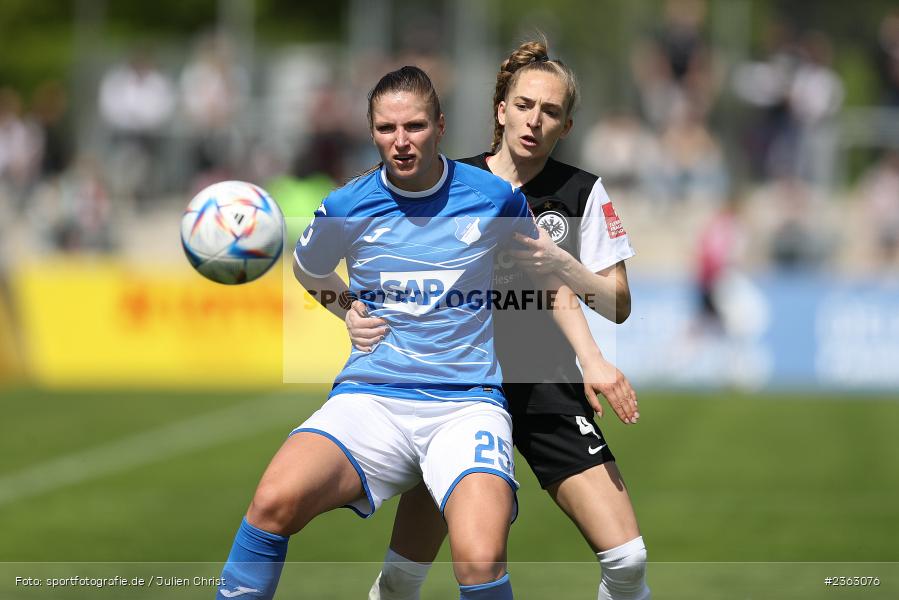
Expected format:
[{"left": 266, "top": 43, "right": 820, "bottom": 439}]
[{"left": 1, "top": 387, "right": 897, "bottom": 598}]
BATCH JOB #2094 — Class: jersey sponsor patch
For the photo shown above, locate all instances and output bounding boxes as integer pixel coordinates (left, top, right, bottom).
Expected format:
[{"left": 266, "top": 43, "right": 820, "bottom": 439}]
[
  {"left": 602, "top": 202, "right": 626, "bottom": 239},
  {"left": 380, "top": 269, "right": 464, "bottom": 315}
]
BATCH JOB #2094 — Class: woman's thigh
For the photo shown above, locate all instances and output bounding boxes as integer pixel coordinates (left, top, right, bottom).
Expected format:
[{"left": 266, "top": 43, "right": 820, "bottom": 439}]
[
  {"left": 248, "top": 431, "right": 366, "bottom": 534},
  {"left": 547, "top": 461, "right": 641, "bottom": 552}
]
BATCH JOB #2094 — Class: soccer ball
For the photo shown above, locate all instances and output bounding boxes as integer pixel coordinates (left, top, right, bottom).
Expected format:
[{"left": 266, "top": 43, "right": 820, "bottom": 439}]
[{"left": 181, "top": 181, "right": 284, "bottom": 284}]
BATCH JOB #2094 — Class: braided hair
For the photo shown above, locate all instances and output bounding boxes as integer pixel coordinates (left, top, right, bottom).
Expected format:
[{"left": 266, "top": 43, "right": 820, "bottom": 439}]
[{"left": 491, "top": 40, "right": 579, "bottom": 152}]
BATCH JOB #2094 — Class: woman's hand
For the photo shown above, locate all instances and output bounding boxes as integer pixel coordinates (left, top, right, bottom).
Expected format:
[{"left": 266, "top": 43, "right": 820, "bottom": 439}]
[
  {"left": 345, "top": 300, "right": 388, "bottom": 352},
  {"left": 580, "top": 357, "right": 639, "bottom": 425},
  {"left": 511, "top": 228, "right": 571, "bottom": 274}
]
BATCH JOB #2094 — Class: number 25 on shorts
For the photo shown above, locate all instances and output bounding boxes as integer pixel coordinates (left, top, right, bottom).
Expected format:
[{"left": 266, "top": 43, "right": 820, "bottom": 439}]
[{"left": 473, "top": 430, "right": 513, "bottom": 475}]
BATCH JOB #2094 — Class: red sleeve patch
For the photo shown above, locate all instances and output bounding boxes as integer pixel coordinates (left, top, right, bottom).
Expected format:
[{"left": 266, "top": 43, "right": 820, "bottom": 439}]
[{"left": 602, "top": 202, "right": 626, "bottom": 239}]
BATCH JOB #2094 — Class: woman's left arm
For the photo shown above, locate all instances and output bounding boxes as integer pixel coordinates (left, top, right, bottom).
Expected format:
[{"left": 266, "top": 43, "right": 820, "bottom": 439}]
[{"left": 529, "top": 272, "right": 639, "bottom": 424}]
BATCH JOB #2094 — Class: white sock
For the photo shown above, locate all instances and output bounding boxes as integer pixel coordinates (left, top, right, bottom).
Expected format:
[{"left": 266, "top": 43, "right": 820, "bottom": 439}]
[
  {"left": 596, "top": 536, "right": 650, "bottom": 600},
  {"left": 368, "top": 548, "right": 432, "bottom": 600}
]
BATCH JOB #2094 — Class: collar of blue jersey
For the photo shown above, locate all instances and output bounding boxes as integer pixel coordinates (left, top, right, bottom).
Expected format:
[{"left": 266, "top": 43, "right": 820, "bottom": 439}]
[{"left": 380, "top": 154, "right": 449, "bottom": 199}]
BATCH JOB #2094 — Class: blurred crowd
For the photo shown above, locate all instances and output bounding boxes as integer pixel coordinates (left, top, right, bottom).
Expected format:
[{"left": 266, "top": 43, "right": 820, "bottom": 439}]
[{"left": 1, "top": 2, "right": 899, "bottom": 277}]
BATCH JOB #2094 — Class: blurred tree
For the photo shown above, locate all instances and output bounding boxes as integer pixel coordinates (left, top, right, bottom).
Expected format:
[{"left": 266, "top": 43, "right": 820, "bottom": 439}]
[
  {"left": 0, "top": 0, "right": 345, "bottom": 93},
  {"left": 0, "top": 0, "right": 75, "bottom": 93}
]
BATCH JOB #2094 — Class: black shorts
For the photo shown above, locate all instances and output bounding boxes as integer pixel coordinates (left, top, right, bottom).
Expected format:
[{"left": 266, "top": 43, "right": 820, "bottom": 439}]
[{"left": 511, "top": 409, "right": 616, "bottom": 489}]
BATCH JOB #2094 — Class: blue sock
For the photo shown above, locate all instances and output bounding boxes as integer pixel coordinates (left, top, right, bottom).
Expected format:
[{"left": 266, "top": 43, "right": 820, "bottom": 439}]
[
  {"left": 459, "top": 573, "right": 513, "bottom": 599},
  {"left": 216, "top": 518, "right": 289, "bottom": 600}
]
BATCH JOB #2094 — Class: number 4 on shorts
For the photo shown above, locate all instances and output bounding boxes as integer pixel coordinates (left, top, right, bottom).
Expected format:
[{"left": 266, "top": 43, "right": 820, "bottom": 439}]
[{"left": 576, "top": 416, "right": 600, "bottom": 438}]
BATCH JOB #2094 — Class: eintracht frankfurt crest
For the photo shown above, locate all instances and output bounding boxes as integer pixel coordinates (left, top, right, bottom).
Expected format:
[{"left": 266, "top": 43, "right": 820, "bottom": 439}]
[{"left": 536, "top": 211, "right": 569, "bottom": 243}]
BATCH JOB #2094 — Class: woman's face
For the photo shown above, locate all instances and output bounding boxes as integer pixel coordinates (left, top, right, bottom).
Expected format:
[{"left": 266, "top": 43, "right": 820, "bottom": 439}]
[
  {"left": 370, "top": 91, "right": 445, "bottom": 192},
  {"left": 498, "top": 70, "right": 572, "bottom": 160}
]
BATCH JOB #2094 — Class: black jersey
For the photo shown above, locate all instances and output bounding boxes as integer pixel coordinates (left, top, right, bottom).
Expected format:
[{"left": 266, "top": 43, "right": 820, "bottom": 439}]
[{"left": 459, "top": 153, "right": 636, "bottom": 414}]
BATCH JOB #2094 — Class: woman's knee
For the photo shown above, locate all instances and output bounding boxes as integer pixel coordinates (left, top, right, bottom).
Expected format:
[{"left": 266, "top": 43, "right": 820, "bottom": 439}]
[
  {"left": 247, "top": 481, "right": 314, "bottom": 535},
  {"left": 445, "top": 473, "right": 513, "bottom": 584},
  {"left": 452, "top": 546, "right": 506, "bottom": 586}
]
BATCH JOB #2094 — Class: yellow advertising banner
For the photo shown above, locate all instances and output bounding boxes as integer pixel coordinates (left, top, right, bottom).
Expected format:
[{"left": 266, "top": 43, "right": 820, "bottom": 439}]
[{"left": 12, "top": 258, "right": 348, "bottom": 388}]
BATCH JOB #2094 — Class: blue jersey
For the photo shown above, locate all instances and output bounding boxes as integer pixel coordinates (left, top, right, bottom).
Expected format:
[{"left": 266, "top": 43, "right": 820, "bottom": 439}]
[{"left": 294, "top": 156, "right": 537, "bottom": 408}]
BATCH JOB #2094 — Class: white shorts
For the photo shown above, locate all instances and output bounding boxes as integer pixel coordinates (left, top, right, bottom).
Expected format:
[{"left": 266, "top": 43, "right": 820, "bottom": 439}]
[{"left": 290, "top": 393, "right": 518, "bottom": 518}]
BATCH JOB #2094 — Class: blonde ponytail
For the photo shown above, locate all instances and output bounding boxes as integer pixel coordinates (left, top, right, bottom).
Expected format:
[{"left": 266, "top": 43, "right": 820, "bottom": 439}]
[{"left": 491, "top": 40, "right": 579, "bottom": 153}]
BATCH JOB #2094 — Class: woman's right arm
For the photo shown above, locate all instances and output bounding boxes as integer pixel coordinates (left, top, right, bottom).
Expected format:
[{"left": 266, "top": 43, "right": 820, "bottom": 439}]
[{"left": 292, "top": 257, "right": 352, "bottom": 321}]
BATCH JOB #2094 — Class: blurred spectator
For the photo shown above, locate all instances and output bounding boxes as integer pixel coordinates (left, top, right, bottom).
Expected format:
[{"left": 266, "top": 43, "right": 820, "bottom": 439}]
[
  {"left": 733, "top": 26, "right": 843, "bottom": 188},
  {"left": 650, "top": 98, "right": 728, "bottom": 205},
  {"left": 694, "top": 194, "right": 746, "bottom": 332},
  {"left": 732, "top": 18, "right": 800, "bottom": 179},
  {"left": 179, "top": 33, "right": 249, "bottom": 183},
  {"left": 28, "top": 154, "right": 113, "bottom": 253},
  {"left": 31, "top": 80, "right": 72, "bottom": 179},
  {"left": 682, "top": 191, "right": 769, "bottom": 388},
  {"left": 875, "top": 9, "right": 899, "bottom": 106},
  {"left": 631, "top": 0, "right": 718, "bottom": 130},
  {"left": 0, "top": 87, "right": 44, "bottom": 206},
  {"left": 99, "top": 51, "right": 176, "bottom": 134},
  {"left": 768, "top": 178, "right": 833, "bottom": 269},
  {"left": 293, "top": 85, "right": 351, "bottom": 183},
  {"left": 98, "top": 50, "right": 175, "bottom": 206},
  {"left": 267, "top": 85, "right": 352, "bottom": 243},
  {"left": 860, "top": 150, "right": 899, "bottom": 267},
  {"left": 787, "top": 32, "right": 844, "bottom": 188},
  {"left": 579, "top": 111, "right": 658, "bottom": 193}
]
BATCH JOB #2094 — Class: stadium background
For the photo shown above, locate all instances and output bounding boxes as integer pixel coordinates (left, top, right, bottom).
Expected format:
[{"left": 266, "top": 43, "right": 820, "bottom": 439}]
[{"left": 0, "top": 0, "right": 897, "bottom": 597}]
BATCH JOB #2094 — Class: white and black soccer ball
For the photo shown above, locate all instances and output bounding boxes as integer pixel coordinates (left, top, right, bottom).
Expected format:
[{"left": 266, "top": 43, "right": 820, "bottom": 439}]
[{"left": 181, "top": 181, "right": 284, "bottom": 284}]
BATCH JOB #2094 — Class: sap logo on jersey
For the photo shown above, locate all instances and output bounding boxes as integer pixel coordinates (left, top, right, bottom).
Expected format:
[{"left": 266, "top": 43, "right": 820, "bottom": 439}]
[{"left": 380, "top": 269, "right": 464, "bottom": 315}]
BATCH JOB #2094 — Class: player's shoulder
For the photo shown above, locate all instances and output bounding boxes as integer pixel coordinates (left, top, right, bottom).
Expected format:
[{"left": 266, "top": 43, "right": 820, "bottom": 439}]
[
  {"left": 451, "top": 158, "right": 518, "bottom": 211},
  {"left": 542, "top": 157, "right": 600, "bottom": 194},
  {"left": 456, "top": 153, "right": 489, "bottom": 170},
  {"left": 453, "top": 159, "right": 515, "bottom": 197},
  {"left": 321, "top": 168, "right": 384, "bottom": 217}
]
